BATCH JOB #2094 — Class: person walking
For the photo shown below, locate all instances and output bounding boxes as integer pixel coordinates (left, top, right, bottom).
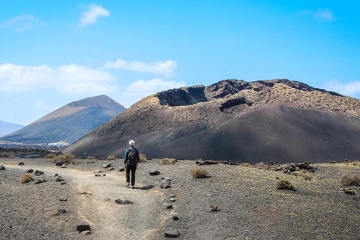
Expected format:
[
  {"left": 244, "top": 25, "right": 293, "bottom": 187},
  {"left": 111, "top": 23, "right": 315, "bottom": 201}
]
[{"left": 124, "top": 140, "right": 140, "bottom": 189}]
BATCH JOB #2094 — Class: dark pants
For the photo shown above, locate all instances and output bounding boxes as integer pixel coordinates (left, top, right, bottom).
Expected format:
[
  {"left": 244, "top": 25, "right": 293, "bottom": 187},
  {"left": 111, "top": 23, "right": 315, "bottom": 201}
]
[{"left": 126, "top": 165, "right": 136, "bottom": 186}]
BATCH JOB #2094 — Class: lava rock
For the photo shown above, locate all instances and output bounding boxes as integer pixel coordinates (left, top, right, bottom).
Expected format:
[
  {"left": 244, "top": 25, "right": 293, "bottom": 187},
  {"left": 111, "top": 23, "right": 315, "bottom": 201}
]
[
  {"left": 115, "top": 199, "right": 133, "bottom": 204},
  {"left": 173, "top": 216, "right": 179, "bottom": 220},
  {"left": 167, "top": 204, "right": 173, "bottom": 209},
  {"left": 170, "top": 197, "right": 176, "bottom": 202},
  {"left": 118, "top": 167, "right": 125, "bottom": 172},
  {"left": 76, "top": 222, "right": 91, "bottom": 233},
  {"left": 0, "top": 165, "right": 5, "bottom": 171},
  {"left": 103, "top": 163, "right": 112, "bottom": 168},
  {"left": 26, "top": 169, "right": 33, "bottom": 173},
  {"left": 34, "top": 170, "right": 44, "bottom": 176},
  {"left": 165, "top": 228, "right": 180, "bottom": 238},
  {"left": 160, "top": 177, "right": 172, "bottom": 189},
  {"left": 82, "top": 230, "right": 91, "bottom": 235},
  {"left": 56, "top": 176, "right": 65, "bottom": 182},
  {"left": 149, "top": 170, "right": 160, "bottom": 176},
  {"left": 18, "top": 162, "right": 25, "bottom": 165},
  {"left": 55, "top": 160, "right": 63, "bottom": 166},
  {"left": 59, "top": 197, "right": 67, "bottom": 201}
]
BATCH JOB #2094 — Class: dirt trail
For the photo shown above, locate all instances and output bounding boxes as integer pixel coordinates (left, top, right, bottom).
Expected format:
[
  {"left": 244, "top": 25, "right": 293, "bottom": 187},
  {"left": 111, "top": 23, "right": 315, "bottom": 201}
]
[{"left": 6, "top": 164, "right": 167, "bottom": 240}]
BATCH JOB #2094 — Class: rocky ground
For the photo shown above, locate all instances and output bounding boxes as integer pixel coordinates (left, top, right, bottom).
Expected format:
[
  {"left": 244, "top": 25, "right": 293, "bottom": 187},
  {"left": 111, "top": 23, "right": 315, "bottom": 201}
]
[{"left": 0, "top": 157, "right": 359, "bottom": 240}]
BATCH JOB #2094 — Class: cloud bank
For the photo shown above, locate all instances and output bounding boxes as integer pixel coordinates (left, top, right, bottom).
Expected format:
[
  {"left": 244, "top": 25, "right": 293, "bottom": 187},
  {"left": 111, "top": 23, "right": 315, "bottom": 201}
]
[
  {"left": 105, "top": 59, "right": 177, "bottom": 77},
  {"left": 299, "top": 9, "right": 335, "bottom": 21},
  {"left": 322, "top": 80, "right": 360, "bottom": 97},
  {"left": 0, "top": 63, "right": 118, "bottom": 96},
  {"left": 79, "top": 4, "right": 110, "bottom": 27},
  {"left": 0, "top": 15, "right": 44, "bottom": 32}
]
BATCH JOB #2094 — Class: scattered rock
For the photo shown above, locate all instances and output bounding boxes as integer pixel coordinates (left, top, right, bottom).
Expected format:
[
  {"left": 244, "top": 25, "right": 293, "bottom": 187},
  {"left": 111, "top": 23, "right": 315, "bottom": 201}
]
[
  {"left": 95, "top": 174, "right": 101, "bottom": 177},
  {"left": 165, "top": 228, "right": 180, "bottom": 238},
  {"left": 34, "top": 170, "right": 44, "bottom": 176},
  {"left": 53, "top": 173, "right": 58, "bottom": 177},
  {"left": 58, "top": 209, "right": 66, "bottom": 214},
  {"left": 102, "top": 163, "right": 112, "bottom": 168},
  {"left": 55, "top": 160, "right": 63, "bottom": 166},
  {"left": 61, "top": 182, "right": 66, "bottom": 185},
  {"left": 118, "top": 167, "right": 125, "bottom": 172},
  {"left": 56, "top": 176, "right": 65, "bottom": 182},
  {"left": 342, "top": 188, "right": 356, "bottom": 195},
  {"left": 329, "top": 160, "right": 337, "bottom": 164},
  {"left": 108, "top": 167, "right": 115, "bottom": 171},
  {"left": 61, "top": 164, "right": 66, "bottom": 168},
  {"left": 209, "top": 204, "right": 219, "bottom": 212},
  {"left": 149, "top": 170, "right": 160, "bottom": 176},
  {"left": 0, "top": 165, "right": 5, "bottom": 171},
  {"left": 79, "top": 192, "right": 92, "bottom": 195},
  {"left": 26, "top": 169, "right": 33, "bottom": 173},
  {"left": 103, "top": 174, "right": 106, "bottom": 176},
  {"left": 18, "top": 162, "right": 25, "bottom": 165},
  {"left": 82, "top": 230, "right": 92, "bottom": 235},
  {"left": 76, "top": 222, "right": 91, "bottom": 233},
  {"left": 170, "top": 197, "right": 176, "bottom": 202},
  {"left": 173, "top": 216, "right": 179, "bottom": 220},
  {"left": 115, "top": 199, "right": 133, "bottom": 204},
  {"left": 34, "top": 179, "right": 47, "bottom": 184},
  {"left": 59, "top": 197, "right": 67, "bottom": 201},
  {"left": 167, "top": 204, "right": 173, "bottom": 209},
  {"left": 160, "top": 177, "right": 172, "bottom": 189}
]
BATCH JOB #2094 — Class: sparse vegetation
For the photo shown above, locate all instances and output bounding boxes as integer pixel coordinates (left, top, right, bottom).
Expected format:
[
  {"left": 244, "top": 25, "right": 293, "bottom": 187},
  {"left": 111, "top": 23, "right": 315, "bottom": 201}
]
[
  {"left": 191, "top": 168, "right": 209, "bottom": 178},
  {"left": 161, "top": 158, "right": 177, "bottom": 165},
  {"left": 21, "top": 173, "right": 34, "bottom": 183},
  {"left": 255, "top": 162, "right": 269, "bottom": 170},
  {"left": 276, "top": 180, "right": 295, "bottom": 191},
  {"left": 209, "top": 204, "right": 219, "bottom": 212},
  {"left": 52, "top": 153, "right": 75, "bottom": 165},
  {"left": 340, "top": 174, "right": 360, "bottom": 186},
  {"left": 240, "top": 162, "right": 252, "bottom": 167},
  {"left": 45, "top": 153, "right": 57, "bottom": 159},
  {"left": 139, "top": 153, "right": 147, "bottom": 163},
  {"left": 107, "top": 155, "right": 116, "bottom": 161},
  {"left": 291, "top": 171, "right": 313, "bottom": 181}
]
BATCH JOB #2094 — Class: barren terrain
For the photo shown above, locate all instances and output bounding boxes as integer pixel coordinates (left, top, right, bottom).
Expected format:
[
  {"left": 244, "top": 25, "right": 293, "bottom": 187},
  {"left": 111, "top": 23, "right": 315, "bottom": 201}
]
[{"left": 0, "top": 157, "right": 359, "bottom": 240}]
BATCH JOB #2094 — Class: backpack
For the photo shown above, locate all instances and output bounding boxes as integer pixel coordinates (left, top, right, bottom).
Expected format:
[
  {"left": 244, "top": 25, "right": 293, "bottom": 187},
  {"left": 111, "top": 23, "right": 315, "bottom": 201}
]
[{"left": 127, "top": 149, "right": 137, "bottom": 167}]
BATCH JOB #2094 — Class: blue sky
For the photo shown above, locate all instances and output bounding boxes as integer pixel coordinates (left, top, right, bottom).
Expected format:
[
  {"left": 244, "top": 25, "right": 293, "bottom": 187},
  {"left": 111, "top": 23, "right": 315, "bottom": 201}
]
[{"left": 1, "top": 1, "right": 360, "bottom": 125}]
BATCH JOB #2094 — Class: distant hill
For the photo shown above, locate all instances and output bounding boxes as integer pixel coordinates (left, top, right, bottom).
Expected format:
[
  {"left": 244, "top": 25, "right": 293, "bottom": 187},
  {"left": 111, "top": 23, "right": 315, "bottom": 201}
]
[
  {"left": 0, "top": 120, "right": 23, "bottom": 137},
  {"left": 1, "top": 95, "right": 125, "bottom": 144},
  {"left": 65, "top": 79, "right": 360, "bottom": 163}
]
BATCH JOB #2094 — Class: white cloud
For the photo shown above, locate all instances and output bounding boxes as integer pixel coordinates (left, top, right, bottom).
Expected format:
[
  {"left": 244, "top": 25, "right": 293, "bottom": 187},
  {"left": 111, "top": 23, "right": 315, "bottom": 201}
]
[
  {"left": 35, "top": 99, "right": 54, "bottom": 110},
  {"left": 299, "top": 9, "right": 335, "bottom": 21},
  {"left": 0, "top": 15, "right": 44, "bottom": 32},
  {"left": 322, "top": 80, "right": 360, "bottom": 97},
  {"left": 79, "top": 4, "right": 110, "bottom": 27},
  {"left": 0, "top": 63, "right": 118, "bottom": 96},
  {"left": 116, "top": 78, "right": 186, "bottom": 107},
  {"left": 105, "top": 59, "right": 177, "bottom": 77}
]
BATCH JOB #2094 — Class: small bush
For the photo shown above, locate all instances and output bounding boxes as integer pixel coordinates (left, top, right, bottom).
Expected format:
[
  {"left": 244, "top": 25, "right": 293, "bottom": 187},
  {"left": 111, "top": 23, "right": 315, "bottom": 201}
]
[
  {"left": 161, "top": 158, "right": 177, "bottom": 165},
  {"left": 45, "top": 153, "right": 57, "bottom": 159},
  {"left": 139, "top": 153, "right": 147, "bottom": 163},
  {"left": 255, "top": 162, "right": 269, "bottom": 170},
  {"left": 52, "top": 153, "right": 75, "bottom": 165},
  {"left": 240, "top": 162, "right": 252, "bottom": 167},
  {"left": 107, "top": 155, "right": 116, "bottom": 161},
  {"left": 191, "top": 168, "right": 209, "bottom": 178},
  {"left": 340, "top": 174, "right": 360, "bottom": 186},
  {"left": 21, "top": 173, "right": 34, "bottom": 183},
  {"left": 291, "top": 171, "right": 312, "bottom": 181},
  {"left": 276, "top": 180, "right": 295, "bottom": 191},
  {"left": 209, "top": 204, "right": 219, "bottom": 212}
]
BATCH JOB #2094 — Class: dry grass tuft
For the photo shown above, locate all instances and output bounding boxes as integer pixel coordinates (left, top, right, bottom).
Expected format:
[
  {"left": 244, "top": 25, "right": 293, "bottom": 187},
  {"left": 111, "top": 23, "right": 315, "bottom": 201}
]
[
  {"left": 276, "top": 180, "right": 295, "bottom": 191},
  {"left": 107, "top": 155, "right": 116, "bottom": 161},
  {"left": 21, "top": 173, "right": 34, "bottom": 183},
  {"left": 340, "top": 174, "right": 360, "bottom": 186},
  {"left": 191, "top": 168, "right": 210, "bottom": 178},
  {"left": 52, "top": 153, "right": 75, "bottom": 165},
  {"left": 45, "top": 153, "right": 57, "bottom": 159},
  {"left": 240, "top": 162, "right": 252, "bottom": 167},
  {"left": 161, "top": 158, "right": 177, "bottom": 165},
  {"left": 291, "top": 171, "right": 313, "bottom": 181},
  {"left": 255, "top": 162, "right": 269, "bottom": 170},
  {"left": 139, "top": 153, "right": 147, "bottom": 163},
  {"left": 209, "top": 204, "right": 219, "bottom": 212}
]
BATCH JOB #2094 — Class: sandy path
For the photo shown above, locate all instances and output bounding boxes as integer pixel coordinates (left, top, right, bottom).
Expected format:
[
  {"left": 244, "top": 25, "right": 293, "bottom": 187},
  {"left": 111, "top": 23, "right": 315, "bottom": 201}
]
[{"left": 6, "top": 164, "right": 166, "bottom": 240}]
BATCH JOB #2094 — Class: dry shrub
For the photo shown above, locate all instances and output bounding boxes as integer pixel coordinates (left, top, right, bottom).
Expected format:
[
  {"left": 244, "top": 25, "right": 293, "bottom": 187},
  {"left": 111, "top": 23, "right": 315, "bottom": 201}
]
[
  {"left": 45, "top": 153, "right": 57, "bottom": 159},
  {"left": 9, "top": 155, "right": 15, "bottom": 159},
  {"left": 255, "top": 162, "right": 269, "bottom": 170},
  {"left": 276, "top": 180, "right": 295, "bottom": 191},
  {"left": 139, "top": 153, "right": 147, "bottom": 163},
  {"left": 107, "top": 155, "right": 116, "bottom": 161},
  {"left": 240, "top": 162, "right": 252, "bottom": 167},
  {"left": 291, "top": 171, "right": 312, "bottom": 181},
  {"left": 209, "top": 204, "right": 219, "bottom": 212},
  {"left": 161, "top": 158, "right": 177, "bottom": 165},
  {"left": 21, "top": 173, "right": 34, "bottom": 183},
  {"left": 191, "top": 168, "right": 209, "bottom": 178},
  {"left": 340, "top": 174, "right": 360, "bottom": 186},
  {"left": 52, "top": 153, "right": 75, "bottom": 165}
]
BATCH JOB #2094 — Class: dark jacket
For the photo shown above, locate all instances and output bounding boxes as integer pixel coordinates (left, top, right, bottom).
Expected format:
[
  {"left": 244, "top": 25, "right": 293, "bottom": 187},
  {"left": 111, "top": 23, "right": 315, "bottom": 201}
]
[{"left": 124, "top": 146, "right": 140, "bottom": 164}]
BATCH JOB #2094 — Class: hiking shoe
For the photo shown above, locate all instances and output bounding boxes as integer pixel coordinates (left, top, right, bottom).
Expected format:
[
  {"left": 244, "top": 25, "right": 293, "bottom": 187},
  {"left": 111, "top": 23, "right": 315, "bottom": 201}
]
[{"left": 131, "top": 185, "right": 135, "bottom": 189}]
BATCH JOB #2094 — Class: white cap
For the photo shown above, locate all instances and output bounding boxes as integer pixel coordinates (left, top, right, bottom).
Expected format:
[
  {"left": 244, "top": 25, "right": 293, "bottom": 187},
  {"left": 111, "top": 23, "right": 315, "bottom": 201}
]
[{"left": 129, "top": 140, "right": 135, "bottom": 146}]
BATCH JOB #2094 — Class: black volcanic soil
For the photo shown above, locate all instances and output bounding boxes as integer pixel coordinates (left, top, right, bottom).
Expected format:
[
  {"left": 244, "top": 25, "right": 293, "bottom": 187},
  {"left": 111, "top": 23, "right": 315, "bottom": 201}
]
[{"left": 1, "top": 157, "right": 359, "bottom": 240}]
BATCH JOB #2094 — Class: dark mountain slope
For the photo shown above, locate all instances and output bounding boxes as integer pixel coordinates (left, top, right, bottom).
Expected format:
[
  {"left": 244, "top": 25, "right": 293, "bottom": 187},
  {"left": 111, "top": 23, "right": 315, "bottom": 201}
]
[
  {"left": 65, "top": 79, "right": 360, "bottom": 163},
  {"left": 1, "top": 95, "right": 125, "bottom": 144}
]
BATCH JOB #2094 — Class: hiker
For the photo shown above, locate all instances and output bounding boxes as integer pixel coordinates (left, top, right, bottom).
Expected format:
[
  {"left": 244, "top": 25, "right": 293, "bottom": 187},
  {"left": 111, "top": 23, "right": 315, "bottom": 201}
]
[{"left": 124, "top": 140, "right": 140, "bottom": 189}]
